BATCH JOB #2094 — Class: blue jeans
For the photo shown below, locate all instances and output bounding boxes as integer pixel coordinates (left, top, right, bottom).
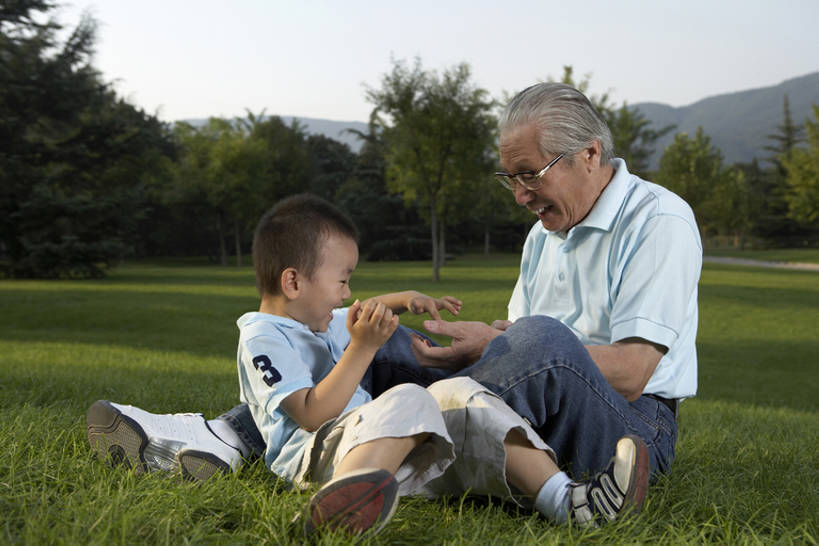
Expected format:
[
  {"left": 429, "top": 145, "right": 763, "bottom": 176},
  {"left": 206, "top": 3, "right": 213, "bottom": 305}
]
[{"left": 221, "top": 316, "right": 678, "bottom": 480}]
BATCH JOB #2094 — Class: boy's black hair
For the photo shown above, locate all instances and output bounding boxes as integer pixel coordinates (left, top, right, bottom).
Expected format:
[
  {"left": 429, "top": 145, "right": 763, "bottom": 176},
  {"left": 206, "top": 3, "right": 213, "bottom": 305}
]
[{"left": 252, "top": 194, "right": 359, "bottom": 297}]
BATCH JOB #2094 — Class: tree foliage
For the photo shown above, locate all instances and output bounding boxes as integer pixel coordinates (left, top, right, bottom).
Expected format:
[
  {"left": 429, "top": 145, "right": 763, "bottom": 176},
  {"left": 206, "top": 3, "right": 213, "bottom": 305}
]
[
  {"left": 0, "top": 1, "right": 174, "bottom": 277},
  {"left": 163, "top": 114, "right": 315, "bottom": 265},
  {"left": 655, "top": 127, "right": 756, "bottom": 246},
  {"left": 366, "top": 58, "right": 496, "bottom": 279},
  {"left": 781, "top": 105, "right": 819, "bottom": 227}
]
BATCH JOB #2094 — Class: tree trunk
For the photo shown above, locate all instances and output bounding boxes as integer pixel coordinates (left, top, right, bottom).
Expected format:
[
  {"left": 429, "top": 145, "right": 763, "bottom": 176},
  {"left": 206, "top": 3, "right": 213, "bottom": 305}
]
[
  {"left": 430, "top": 202, "right": 439, "bottom": 281},
  {"left": 234, "top": 220, "right": 242, "bottom": 267},
  {"left": 484, "top": 225, "right": 490, "bottom": 255},
  {"left": 217, "top": 211, "right": 227, "bottom": 266},
  {"left": 438, "top": 220, "right": 446, "bottom": 270}
]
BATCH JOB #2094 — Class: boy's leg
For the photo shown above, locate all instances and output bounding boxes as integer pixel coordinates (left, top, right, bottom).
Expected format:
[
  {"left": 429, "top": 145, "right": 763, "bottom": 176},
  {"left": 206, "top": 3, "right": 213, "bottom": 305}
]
[
  {"left": 300, "top": 384, "right": 454, "bottom": 536},
  {"left": 453, "top": 315, "right": 678, "bottom": 480},
  {"left": 504, "top": 429, "right": 649, "bottom": 526},
  {"left": 303, "top": 436, "right": 421, "bottom": 536},
  {"left": 424, "top": 377, "right": 648, "bottom": 526},
  {"left": 86, "top": 400, "right": 249, "bottom": 478}
]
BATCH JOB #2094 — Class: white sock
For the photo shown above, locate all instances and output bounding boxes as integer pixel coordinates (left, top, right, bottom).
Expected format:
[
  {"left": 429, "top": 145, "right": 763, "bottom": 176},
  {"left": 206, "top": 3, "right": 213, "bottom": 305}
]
[
  {"left": 533, "top": 471, "right": 573, "bottom": 523},
  {"left": 207, "top": 419, "right": 251, "bottom": 457}
]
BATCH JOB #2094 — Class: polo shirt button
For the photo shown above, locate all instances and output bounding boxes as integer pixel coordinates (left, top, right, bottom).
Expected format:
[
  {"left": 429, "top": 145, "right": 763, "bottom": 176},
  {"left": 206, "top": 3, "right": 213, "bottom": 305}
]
[{"left": 558, "top": 272, "right": 565, "bottom": 281}]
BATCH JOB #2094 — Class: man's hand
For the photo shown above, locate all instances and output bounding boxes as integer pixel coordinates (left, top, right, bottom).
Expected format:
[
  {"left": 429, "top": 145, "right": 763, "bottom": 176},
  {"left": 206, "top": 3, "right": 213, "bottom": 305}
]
[
  {"left": 408, "top": 294, "right": 462, "bottom": 320},
  {"left": 409, "top": 320, "right": 504, "bottom": 370},
  {"left": 490, "top": 319, "right": 513, "bottom": 331}
]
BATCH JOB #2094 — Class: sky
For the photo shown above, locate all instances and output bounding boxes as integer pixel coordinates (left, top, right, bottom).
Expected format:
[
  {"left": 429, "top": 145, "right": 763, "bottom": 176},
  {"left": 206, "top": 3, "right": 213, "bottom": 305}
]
[{"left": 60, "top": 0, "right": 819, "bottom": 124}]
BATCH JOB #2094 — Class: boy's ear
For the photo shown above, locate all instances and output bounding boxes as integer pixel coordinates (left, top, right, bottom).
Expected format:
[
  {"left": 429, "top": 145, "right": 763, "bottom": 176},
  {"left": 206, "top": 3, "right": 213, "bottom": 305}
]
[{"left": 280, "top": 267, "right": 300, "bottom": 299}]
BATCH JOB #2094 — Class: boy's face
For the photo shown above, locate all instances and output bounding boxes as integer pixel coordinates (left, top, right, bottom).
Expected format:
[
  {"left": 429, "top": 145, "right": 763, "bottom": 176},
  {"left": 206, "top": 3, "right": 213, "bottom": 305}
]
[{"left": 294, "top": 232, "right": 358, "bottom": 332}]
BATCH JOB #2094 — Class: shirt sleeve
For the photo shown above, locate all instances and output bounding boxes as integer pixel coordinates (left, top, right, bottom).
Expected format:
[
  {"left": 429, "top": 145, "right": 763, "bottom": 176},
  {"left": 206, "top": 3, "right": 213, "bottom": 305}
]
[
  {"left": 507, "top": 223, "right": 541, "bottom": 322},
  {"left": 239, "top": 331, "right": 315, "bottom": 419},
  {"left": 609, "top": 213, "right": 702, "bottom": 348},
  {"left": 507, "top": 275, "right": 528, "bottom": 322}
]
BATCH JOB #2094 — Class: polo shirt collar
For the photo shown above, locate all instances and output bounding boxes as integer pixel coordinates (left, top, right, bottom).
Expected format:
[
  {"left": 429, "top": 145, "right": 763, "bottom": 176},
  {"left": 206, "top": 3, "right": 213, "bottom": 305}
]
[{"left": 573, "top": 158, "right": 630, "bottom": 233}]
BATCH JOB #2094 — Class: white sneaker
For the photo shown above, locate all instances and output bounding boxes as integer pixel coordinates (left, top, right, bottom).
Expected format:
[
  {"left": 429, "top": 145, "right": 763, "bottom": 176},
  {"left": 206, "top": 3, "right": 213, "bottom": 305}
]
[{"left": 86, "top": 400, "right": 244, "bottom": 480}]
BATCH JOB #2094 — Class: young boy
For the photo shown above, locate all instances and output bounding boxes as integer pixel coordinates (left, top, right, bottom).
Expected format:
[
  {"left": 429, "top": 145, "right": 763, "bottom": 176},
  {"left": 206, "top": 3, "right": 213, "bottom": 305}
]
[
  {"left": 88, "top": 194, "right": 649, "bottom": 535},
  {"left": 230, "top": 194, "right": 648, "bottom": 535}
]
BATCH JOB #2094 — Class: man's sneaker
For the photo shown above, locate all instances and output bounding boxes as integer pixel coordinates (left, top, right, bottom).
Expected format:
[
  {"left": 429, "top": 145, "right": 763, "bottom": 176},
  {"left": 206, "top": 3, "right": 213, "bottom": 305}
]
[
  {"left": 569, "top": 434, "right": 649, "bottom": 527},
  {"left": 86, "top": 400, "right": 244, "bottom": 480},
  {"left": 301, "top": 468, "right": 399, "bottom": 536}
]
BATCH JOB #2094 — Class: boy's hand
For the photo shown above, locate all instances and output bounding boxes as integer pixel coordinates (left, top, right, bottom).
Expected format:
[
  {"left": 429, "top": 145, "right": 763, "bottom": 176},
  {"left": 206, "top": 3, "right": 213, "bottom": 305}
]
[
  {"left": 346, "top": 299, "right": 399, "bottom": 351},
  {"left": 408, "top": 294, "right": 462, "bottom": 320}
]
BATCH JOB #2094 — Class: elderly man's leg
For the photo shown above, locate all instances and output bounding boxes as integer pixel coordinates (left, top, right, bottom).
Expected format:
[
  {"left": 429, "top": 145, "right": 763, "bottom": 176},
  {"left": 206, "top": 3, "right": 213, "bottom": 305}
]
[{"left": 453, "top": 315, "right": 677, "bottom": 480}]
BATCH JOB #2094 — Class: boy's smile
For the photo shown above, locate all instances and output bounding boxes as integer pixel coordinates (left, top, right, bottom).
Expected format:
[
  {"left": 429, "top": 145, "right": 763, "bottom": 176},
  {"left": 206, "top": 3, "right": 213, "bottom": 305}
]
[{"left": 291, "top": 233, "right": 358, "bottom": 332}]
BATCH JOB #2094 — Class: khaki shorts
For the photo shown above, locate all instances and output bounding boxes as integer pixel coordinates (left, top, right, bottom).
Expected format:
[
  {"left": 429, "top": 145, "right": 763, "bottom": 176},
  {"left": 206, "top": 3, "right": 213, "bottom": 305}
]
[
  {"left": 420, "top": 377, "right": 554, "bottom": 504},
  {"left": 294, "top": 383, "right": 456, "bottom": 495},
  {"left": 295, "top": 377, "right": 554, "bottom": 504}
]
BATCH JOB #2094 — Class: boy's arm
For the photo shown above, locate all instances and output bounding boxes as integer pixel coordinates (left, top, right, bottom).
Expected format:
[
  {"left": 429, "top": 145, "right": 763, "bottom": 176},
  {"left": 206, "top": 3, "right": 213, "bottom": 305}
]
[
  {"left": 363, "top": 290, "right": 462, "bottom": 320},
  {"left": 280, "top": 300, "right": 398, "bottom": 432}
]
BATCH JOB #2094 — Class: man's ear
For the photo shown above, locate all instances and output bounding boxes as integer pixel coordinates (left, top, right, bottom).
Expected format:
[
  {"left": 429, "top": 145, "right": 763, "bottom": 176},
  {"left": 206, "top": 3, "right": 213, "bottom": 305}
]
[
  {"left": 582, "top": 139, "right": 603, "bottom": 172},
  {"left": 280, "top": 267, "right": 300, "bottom": 299}
]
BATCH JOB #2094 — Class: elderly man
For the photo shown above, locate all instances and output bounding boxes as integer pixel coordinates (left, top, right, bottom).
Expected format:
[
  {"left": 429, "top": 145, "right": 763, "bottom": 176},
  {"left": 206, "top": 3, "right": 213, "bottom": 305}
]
[{"left": 87, "top": 83, "right": 701, "bottom": 527}]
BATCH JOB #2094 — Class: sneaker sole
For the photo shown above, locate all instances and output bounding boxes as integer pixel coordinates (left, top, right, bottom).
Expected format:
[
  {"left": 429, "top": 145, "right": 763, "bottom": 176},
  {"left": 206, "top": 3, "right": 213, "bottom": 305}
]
[
  {"left": 86, "top": 400, "right": 150, "bottom": 474},
  {"left": 178, "top": 449, "right": 231, "bottom": 481},
  {"left": 620, "top": 434, "right": 650, "bottom": 513},
  {"left": 304, "top": 468, "right": 399, "bottom": 535}
]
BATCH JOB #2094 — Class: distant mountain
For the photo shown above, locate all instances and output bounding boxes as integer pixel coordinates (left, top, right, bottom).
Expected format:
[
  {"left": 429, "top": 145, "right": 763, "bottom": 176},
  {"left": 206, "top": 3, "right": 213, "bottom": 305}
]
[
  {"left": 180, "top": 72, "right": 819, "bottom": 168},
  {"left": 280, "top": 116, "right": 369, "bottom": 152},
  {"left": 633, "top": 71, "right": 819, "bottom": 169},
  {"left": 180, "top": 115, "right": 369, "bottom": 153}
]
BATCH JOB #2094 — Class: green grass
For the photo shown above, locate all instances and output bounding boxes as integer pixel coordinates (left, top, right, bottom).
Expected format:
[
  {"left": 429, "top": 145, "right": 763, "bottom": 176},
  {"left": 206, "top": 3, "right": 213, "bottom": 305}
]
[
  {"left": 704, "top": 247, "right": 819, "bottom": 264},
  {"left": 1, "top": 255, "right": 817, "bottom": 544}
]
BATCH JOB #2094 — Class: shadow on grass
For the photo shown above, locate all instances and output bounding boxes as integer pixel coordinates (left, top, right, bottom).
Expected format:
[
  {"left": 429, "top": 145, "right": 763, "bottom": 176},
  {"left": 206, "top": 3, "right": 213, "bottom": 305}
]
[
  {"left": 698, "top": 282, "right": 819, "bottom": 313},
  {"left": 697, "top": 338, "right": 818, "bottom": 413}
]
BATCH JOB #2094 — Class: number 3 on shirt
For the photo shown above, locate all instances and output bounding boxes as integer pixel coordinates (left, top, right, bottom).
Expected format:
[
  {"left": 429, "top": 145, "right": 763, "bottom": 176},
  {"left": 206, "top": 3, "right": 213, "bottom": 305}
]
[{"left": 252, "top": 355, "right": 282, "bottom": 387}]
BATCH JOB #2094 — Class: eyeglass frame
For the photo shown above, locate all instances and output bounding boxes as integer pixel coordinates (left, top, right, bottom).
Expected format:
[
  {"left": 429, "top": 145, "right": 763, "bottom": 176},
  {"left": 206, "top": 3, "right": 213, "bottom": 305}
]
[{"left": 494, "top": 153, "right": 565, "bottom": 192}]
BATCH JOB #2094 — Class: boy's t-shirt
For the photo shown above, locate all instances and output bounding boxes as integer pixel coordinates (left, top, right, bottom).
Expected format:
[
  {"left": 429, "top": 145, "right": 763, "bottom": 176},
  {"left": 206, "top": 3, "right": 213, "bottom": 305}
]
[{"left": 236, "top": 308, "right": 372, "bottom": 480}]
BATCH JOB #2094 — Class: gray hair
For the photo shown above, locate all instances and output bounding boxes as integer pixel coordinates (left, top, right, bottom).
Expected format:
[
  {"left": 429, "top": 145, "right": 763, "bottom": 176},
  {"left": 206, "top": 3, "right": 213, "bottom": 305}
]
[{"left": 499, "top": 82, "right": 613, "bottom": 165}]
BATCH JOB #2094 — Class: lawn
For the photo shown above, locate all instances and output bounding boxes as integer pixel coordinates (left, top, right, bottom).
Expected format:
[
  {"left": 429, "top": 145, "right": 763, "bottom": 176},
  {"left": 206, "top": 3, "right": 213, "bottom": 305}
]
[
  {"left": 704, "top": 247, "right": 819, "bottom": 264},
  {"left": 0, "top": 255, "right": 816, "bottom": 544}
]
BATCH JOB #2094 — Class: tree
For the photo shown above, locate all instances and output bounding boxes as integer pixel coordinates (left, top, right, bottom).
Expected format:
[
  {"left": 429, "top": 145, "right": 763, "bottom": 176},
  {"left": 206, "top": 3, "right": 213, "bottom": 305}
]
[
  {"left": 305, "top": 134, "right": 357, "bottom": 200},
  {"left": 607, "top": 104, "right": 675, "bottom": 178},
  {"left": 764, "top": 95, "right": 804, "bottom": 176},
  {"left": 781, "top": 105, "right": 819, "bottom": 228},
  {"left": 336, "top": 116, "right": 429, "bottom": 261},
  {"left": 165, "top": 114, "right": 312, "bottom": 265},
  {"left": 0, "top": 2, "right": 174, "bottom": 277},
  {"left": 703, "top": 168, "right": 753, "bottom": 248},
  {"left": 655, "top": 127, "right": 725, "bottom": 238},
  {"left": 366, "top": 58, "right": 496, "bottom": 280},
  {"left": 755, "top": 94, "right": 809, "bottom": 244}
]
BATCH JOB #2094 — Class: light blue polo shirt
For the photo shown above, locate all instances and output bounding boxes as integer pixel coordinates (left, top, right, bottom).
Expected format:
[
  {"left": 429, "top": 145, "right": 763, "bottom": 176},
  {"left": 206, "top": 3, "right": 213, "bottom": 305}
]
[
  {"left": 508, "top": 158, "right": 702, "bottom": 399},
  {"left": 236, "top": 308, "right": 372, "bottom": 480}
]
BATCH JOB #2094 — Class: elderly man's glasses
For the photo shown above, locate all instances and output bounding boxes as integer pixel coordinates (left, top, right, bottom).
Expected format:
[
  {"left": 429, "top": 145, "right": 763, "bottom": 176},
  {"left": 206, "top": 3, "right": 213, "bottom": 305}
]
[{"left": 494, "top": 153, "right": 564, "bottom": 191}]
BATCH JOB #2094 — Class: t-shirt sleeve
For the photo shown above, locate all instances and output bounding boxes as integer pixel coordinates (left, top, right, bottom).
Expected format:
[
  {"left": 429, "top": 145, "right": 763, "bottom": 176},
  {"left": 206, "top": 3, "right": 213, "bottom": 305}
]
[
  {"left": 609, "top": 213, "right": 702, "bottom": 348},
  {"left": 239, "top": 332, "right": 315, "bottom": 419}
]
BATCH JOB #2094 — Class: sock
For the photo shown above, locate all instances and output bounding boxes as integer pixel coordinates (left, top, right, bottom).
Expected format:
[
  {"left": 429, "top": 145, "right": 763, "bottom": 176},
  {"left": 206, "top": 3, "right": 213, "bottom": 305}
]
[
  {"left": 207, "top": 419, "right": 251, "bottom": 457},
  {"left": 533, "top": 471, "right": 573, "bottom": 523}
]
